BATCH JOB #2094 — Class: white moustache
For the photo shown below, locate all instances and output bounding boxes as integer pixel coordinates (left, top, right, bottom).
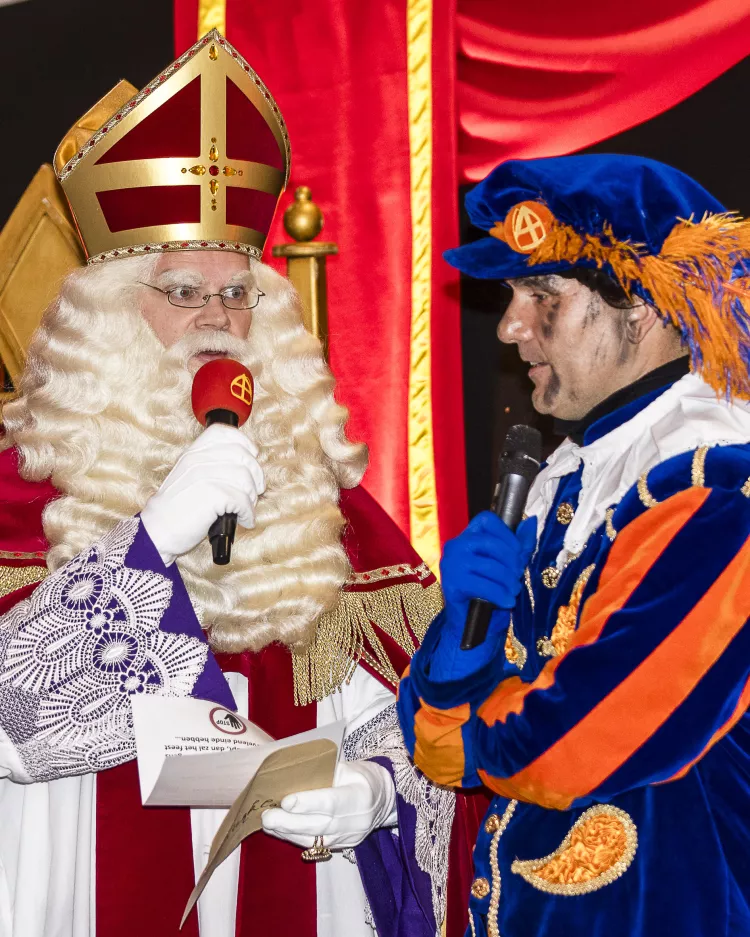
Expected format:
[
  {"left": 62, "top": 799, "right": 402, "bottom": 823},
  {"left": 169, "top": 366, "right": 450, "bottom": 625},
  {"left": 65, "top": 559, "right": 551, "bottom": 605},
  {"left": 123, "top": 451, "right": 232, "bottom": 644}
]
[{"left": 164, "top": 331, "right": 251, "bottom": 369}]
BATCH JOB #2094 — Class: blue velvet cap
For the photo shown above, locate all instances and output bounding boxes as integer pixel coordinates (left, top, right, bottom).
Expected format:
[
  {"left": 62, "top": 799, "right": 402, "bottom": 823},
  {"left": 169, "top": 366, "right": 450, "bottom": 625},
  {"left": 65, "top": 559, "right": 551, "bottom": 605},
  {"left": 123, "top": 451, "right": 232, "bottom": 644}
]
[
  {"left": 446, "top": 154, "right": 726, "bottom": 288},
  {"left": 445, "top": 154, "right": 750, "bottom": 399}
]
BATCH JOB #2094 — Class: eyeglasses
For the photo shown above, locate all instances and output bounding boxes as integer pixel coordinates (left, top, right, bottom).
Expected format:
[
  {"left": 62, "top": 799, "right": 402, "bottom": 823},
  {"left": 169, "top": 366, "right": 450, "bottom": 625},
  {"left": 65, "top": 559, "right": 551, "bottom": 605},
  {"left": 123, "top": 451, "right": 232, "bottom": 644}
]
[{"left": 139, "top": 282, "right": 265, "bottom": 310}]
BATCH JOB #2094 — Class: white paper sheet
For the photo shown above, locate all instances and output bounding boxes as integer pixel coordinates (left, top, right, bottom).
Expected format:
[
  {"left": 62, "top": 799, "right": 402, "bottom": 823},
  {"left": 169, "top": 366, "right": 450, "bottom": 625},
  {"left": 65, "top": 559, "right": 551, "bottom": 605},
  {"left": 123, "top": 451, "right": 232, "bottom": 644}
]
[{"left": 132, "top": 696, "right": 345, "bottom": 807}]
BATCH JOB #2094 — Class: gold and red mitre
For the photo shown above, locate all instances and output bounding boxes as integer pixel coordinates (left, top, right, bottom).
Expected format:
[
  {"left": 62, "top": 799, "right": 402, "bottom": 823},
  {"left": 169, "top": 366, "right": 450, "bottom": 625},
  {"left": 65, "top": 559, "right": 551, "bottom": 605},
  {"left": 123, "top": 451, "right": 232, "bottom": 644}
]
[{"left": 53, "top": 30, "right": 290, "bottom": 264}]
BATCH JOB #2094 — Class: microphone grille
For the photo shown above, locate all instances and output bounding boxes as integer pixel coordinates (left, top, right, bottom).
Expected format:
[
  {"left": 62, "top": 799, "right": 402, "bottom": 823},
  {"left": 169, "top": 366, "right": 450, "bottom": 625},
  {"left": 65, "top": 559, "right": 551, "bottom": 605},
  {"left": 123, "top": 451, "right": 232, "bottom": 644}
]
[
  {"left": 498, "top": 424, "right": 543, "bottom": 482},
  {"left": 191, "top": 358, "right": 255, "bottom": 427}
]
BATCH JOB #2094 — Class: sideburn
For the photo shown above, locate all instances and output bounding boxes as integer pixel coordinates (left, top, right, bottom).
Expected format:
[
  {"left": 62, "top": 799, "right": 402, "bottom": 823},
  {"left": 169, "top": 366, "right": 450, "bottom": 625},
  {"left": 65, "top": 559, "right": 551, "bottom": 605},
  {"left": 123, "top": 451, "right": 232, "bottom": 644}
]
[{"left": 543, "top": 367, "right": 562, "bottom": 407}]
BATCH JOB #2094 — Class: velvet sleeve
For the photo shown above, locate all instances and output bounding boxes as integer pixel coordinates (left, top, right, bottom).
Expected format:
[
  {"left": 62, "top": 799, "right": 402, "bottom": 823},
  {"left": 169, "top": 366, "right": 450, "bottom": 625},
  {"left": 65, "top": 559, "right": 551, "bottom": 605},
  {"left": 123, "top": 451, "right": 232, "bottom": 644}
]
[{"left": 399, "top": 482, "right": 750, "bottom": 810}]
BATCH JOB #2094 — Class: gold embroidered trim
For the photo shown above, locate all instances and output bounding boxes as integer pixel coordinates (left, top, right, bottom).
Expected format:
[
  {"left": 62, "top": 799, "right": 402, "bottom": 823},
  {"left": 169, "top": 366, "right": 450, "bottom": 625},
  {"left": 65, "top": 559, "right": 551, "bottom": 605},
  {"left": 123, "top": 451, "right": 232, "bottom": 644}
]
[
  {"left": 511, "top": 804, "right": 638, "bottom": 896},
  {"left": 0, "top": 564, "right": 47, "bottom": 601},
  {"left": 605, "top": 507, "right": 617, "bottom": 542},
  {"left": 348, "top": 562, "right": 432, "bottom": 586},
  {"left": 637, "top": 472, "right": 659, "bottom": 508},
  {"left": 691, "top": 445, "right": 709, "bottom": 487},
  {"left": 468, "top": 910, "right": 478, "bottom": 937},
  {"left": 504, "top": 616, "right": 527, "bottom": 670},
  {"left": 292, "top": 579, "right": 444, "bottom": 706},
  {"left": 0, "top": 550, "right": 46, "bottom": 560},
  {"left": 742, "top": 477, "right": 750, "bottom": 498},
  {"left": 524, "top": 567, "right": 535, "bottom": 612},
  {"left": 487, "top": 800, "right": 518, "bottom": 937}
]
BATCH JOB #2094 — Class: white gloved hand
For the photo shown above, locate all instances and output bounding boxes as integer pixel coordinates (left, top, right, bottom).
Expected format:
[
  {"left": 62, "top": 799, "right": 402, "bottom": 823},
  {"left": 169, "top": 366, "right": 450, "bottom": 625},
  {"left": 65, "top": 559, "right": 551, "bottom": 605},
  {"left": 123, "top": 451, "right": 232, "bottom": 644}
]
[
  {"left": 141, "top": 423, "right": 265, "bottom": 566},
  {"left": 261, "top": 759, "right": 398, "bottom": 850}
]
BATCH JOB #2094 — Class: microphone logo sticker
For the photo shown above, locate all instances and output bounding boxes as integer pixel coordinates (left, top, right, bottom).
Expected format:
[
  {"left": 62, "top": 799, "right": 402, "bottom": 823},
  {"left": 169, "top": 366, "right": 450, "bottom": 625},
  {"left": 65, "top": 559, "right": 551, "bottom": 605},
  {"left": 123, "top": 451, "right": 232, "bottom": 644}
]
[
  {"left": 230, "top": 373, "right": 253, "bottom": 406},
  {"left": 209, "top": 706, "right": 248, "bottom": 735}
]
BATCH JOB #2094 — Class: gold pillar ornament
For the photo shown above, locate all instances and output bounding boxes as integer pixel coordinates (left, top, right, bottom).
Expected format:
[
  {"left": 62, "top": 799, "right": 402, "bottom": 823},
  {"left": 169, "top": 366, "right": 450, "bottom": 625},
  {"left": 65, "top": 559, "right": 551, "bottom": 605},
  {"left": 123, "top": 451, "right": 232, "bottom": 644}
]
[{"left": 272, "top": 186, "right": 337, "bottom": 358}]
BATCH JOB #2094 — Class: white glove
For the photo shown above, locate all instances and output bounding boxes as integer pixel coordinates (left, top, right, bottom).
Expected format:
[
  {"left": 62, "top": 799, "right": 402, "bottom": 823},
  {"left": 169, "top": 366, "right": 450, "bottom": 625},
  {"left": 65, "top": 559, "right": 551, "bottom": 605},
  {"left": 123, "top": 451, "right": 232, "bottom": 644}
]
[
  {"left": 141, "top": 423, "right": 265, "bottom": 566},
  {"left": 261, "top": 759, "right": 398, "bottom": 850}
]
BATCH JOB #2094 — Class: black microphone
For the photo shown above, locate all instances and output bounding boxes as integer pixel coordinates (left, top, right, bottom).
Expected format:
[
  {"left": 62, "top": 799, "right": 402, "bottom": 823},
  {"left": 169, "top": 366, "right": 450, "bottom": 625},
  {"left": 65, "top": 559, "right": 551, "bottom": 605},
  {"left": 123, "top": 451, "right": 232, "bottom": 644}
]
[{"left": 460, "top": 424, "right": 543, "bottom": 650}]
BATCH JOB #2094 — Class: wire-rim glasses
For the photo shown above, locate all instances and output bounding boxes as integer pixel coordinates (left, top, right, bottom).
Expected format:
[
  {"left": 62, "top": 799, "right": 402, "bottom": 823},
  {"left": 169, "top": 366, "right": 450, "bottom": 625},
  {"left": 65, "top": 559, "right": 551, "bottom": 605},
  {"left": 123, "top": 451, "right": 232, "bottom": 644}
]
[{"left": 139, "top": 282, "right": 265, "bottom": 310}]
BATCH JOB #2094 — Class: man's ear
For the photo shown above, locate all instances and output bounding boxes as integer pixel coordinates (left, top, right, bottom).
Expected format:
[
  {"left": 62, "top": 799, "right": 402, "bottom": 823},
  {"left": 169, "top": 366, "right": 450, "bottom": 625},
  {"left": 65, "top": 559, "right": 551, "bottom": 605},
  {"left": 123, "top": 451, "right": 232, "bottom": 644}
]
[{"left": 623, "top": 301, "right": 659, "bottom": 345}]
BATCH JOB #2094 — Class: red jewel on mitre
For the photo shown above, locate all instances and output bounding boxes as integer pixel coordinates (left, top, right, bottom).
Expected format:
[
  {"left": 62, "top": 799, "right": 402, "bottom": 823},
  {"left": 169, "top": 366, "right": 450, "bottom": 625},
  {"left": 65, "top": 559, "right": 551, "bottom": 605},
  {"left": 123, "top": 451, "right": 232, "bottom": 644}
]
[{"left": 54, "top": 30, "right": 291, "bottom": 263}]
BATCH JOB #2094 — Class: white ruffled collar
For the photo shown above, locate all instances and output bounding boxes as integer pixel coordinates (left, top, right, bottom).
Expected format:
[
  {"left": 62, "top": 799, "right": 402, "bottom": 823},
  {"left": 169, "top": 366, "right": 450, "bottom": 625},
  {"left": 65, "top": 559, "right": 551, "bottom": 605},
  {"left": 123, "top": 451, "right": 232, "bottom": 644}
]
[{"left": 525, "top": 373, "right": 750, "bottom": 567}]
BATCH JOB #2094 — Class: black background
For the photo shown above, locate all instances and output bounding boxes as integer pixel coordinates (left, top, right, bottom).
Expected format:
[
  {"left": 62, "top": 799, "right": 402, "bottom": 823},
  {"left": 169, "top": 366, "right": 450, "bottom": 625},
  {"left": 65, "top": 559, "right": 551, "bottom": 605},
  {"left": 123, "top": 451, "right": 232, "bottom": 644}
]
[{"left": 0, "top": 0, "right": 173, "bottom": 226}]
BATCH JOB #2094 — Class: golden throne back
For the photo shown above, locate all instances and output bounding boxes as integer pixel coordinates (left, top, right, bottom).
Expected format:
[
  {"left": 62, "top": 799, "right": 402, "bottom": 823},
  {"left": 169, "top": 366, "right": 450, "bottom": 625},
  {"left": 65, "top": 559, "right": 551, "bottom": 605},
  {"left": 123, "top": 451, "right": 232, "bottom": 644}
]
[{"left": 0, "top": 164, "right": 86, "bottom": 406}]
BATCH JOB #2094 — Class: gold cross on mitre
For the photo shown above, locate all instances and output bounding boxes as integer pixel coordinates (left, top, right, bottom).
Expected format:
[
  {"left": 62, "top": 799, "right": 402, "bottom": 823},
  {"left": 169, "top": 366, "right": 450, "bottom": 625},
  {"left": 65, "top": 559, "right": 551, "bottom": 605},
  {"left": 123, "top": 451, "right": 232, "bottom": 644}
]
[{"left": 54, "top": 30, "right": 290, "bottom": 264}]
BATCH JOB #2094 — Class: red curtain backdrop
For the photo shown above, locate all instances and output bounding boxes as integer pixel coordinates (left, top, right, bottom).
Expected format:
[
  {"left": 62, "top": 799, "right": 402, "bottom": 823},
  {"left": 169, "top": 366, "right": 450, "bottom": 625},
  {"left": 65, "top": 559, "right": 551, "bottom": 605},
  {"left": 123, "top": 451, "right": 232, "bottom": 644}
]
[
  {"left": 175, "top": 0, "right": 468, "bottom": 551},
  {"left": 175, "top": 0, "right": 750, "bottom": 549},
  {"left": 457, "top": 0, "right": 750, "bottom": 181}
]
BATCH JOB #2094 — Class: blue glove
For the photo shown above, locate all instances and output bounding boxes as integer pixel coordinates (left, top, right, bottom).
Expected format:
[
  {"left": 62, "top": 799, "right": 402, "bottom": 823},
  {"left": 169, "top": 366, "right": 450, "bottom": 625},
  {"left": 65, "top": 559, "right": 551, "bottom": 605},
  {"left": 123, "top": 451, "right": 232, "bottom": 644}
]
[{"left": 428, "top": 512, "right": 537, "bottom": 682}]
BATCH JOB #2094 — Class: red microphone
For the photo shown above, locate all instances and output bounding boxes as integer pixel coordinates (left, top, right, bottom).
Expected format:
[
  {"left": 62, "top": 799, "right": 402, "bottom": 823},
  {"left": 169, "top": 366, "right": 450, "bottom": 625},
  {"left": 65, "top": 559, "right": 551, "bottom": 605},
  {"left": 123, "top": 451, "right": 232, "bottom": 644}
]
[{"left": 191, "top": 358, "right": 255, "bottom": 565}]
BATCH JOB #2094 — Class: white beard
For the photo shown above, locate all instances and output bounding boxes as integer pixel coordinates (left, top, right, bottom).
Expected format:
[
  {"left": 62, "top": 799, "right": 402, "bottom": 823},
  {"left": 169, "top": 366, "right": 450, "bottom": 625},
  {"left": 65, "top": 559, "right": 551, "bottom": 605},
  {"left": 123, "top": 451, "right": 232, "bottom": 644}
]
[{"left": 5, "top": 257, "right": 367, "bottom": 653}]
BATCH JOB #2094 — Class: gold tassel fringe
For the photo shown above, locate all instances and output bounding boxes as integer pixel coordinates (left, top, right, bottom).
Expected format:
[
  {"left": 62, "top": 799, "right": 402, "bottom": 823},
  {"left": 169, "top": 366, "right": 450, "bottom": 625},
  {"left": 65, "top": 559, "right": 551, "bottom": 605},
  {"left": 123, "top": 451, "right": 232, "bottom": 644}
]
[{"left": 292, "top": 580, "right": 444, "bottom": 706}]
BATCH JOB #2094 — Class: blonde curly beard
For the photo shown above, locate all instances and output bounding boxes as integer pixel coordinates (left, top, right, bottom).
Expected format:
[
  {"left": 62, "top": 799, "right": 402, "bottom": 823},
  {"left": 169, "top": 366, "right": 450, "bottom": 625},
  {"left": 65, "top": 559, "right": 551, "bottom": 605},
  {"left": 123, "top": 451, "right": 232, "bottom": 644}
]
[{"left": 2, "top": 255, "right": 368, "bottom": 653}]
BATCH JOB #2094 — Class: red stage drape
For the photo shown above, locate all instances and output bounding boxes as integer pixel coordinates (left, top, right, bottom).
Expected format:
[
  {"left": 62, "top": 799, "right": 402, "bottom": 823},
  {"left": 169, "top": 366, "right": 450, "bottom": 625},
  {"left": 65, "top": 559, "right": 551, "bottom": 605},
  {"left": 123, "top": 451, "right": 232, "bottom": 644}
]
[
  {"left": 175, "top": 1, "right": 468, "bottom": 558},
  {"left": 457, "top": 0, "right": 750, "bottom": 182}
]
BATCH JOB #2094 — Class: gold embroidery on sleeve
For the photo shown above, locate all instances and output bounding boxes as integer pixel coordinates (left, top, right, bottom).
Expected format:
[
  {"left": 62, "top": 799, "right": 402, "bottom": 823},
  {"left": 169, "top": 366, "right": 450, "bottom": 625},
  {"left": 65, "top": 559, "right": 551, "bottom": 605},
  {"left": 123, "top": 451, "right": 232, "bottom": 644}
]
[
  {"left": 691, "top": 445, "right": 709, "bottom": 488},
  {"left": 511, "top": 804, "right": 637, "bottom": 895},
  {"left": 605, "top": 507, "right": 617, "bottom": 542},
  {"left": 637, "top": 472, "right": 659, "bottom": 508}
]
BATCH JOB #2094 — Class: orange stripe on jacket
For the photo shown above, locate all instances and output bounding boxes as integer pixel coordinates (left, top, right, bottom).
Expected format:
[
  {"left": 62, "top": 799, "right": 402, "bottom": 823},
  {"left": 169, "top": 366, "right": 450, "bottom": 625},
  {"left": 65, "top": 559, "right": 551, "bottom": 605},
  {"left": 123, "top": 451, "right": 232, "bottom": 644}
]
[
  {"left": 413, "top": 700, "right": 470, "bottom": 786},
  {"left": 477, "top": 487, "right": 711, "bottom": 808}
]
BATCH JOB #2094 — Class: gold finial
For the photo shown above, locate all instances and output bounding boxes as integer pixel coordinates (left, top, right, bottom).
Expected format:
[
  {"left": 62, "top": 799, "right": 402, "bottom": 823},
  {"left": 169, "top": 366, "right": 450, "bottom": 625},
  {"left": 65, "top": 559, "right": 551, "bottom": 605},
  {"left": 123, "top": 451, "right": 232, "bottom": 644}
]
[{"left": 283, "top": 186, "right": 324, "bottom": 242}]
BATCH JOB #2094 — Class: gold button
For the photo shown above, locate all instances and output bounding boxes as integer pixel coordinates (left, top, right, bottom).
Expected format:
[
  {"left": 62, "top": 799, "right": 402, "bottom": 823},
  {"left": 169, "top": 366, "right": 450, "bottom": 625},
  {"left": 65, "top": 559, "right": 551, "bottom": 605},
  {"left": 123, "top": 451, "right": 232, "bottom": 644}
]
[
  {"left": 541, "top": 566, "right": 561, "bottom": 588},
  {"left": 484, "top": 813, "right": 501, "bottom": 834},
  {"left": 471, "top": 876, "right": 490, "bottom": 899},
  {"left": 556, "top": 502, "right": 574, "bottom": 525}
]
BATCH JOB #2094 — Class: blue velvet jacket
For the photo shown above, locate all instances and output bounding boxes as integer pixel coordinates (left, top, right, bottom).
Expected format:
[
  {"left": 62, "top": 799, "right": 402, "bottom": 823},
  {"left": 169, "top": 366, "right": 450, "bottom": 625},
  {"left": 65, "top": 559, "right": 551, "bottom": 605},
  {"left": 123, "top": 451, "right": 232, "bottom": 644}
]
[{"left": 399, "top": 387, "right": 750, "bottom": 937}]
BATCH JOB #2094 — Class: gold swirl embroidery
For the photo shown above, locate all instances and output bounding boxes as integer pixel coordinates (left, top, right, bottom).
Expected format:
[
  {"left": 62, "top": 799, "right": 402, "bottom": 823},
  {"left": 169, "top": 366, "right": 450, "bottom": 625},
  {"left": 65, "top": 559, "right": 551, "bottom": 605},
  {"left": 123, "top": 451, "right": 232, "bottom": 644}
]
[
  {"left": 511, "top": 804, "right": 637, "bottom": 896},
  {"left": 691, "top": 445, "right": 709, "bottom": 488},
  {"left": 637, "top": 471, "right": 659, "bottom": 508},
  {"left": 504, "top": 616, "right": 527, "bottom": 669},
  {"left": 547, "top": 564, "right": 596, "bottom": 658},
  {"left": 743, "top": 477, "right": 750, "bottom": 499}
]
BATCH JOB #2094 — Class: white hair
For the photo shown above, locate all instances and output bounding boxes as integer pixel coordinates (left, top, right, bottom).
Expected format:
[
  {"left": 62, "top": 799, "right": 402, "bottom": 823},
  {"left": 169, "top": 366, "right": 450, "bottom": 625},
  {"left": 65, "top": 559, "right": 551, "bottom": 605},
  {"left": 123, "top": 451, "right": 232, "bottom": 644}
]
[{"left": 2, "top": 254, "right": 368, "bottom": 653}]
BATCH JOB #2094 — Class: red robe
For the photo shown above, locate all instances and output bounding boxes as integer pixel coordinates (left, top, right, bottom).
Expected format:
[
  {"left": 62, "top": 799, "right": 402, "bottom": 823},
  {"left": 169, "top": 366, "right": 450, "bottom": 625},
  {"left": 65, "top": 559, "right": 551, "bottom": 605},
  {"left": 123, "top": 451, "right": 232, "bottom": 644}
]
[{"left": 0, "top": 446, "right": 487, "bottom": 937}]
